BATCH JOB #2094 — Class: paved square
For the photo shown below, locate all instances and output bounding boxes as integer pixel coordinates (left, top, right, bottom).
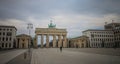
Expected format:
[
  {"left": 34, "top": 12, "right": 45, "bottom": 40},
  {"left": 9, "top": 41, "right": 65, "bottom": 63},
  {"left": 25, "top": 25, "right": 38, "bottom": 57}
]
[
  {"left": 31, "top": 48, "right": 120, "bottom": 64},
  {"left": 0, "top": 49, "right": 26, "bottom": 64}
]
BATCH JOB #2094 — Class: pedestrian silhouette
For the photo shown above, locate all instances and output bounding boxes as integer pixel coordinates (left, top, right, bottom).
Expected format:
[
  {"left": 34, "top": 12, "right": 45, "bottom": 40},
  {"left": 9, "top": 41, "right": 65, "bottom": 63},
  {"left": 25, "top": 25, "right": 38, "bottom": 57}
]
[
  {"left": 24, "top": 52, "right": 27, "bottom": 59},
  {"left": 60, "top": 46, "right": 62, "bottom": 52}
]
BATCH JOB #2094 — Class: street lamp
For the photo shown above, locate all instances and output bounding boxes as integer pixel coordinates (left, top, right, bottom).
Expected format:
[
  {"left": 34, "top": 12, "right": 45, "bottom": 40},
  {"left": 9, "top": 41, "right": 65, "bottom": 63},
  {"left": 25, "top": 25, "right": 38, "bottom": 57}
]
[
  {"left": 112, "top": 23, "right": 117, "bottom": 49},
  {"left": 27, "top": 23, "right": 33, "bottom": 52}
]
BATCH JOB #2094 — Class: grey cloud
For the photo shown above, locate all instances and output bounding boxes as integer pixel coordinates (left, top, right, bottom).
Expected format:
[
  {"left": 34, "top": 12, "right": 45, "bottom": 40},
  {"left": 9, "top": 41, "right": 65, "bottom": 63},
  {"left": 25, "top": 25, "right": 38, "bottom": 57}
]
[
  {"left": 73, "top": 0, "right": 120, "bottom": 16},
  {"left": 0, "top": 0, "right": 74, "bottom": 20},
  {"left": 0, "top": 0, "right": 120, "bottom": 21},
  {"left": 0, "top": 0, "right": 50, "bottom": 20},
  {"left": 0, "top": 0, "right": 120, "bottom": 38}
]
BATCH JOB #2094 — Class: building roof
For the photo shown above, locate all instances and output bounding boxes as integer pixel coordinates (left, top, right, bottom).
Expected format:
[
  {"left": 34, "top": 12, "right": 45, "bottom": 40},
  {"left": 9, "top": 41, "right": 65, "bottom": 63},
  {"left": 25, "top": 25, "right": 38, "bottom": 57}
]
[
  {"left": 0, "top": 25, "right": 17, "bottom": 30},
  {"left": 16, "top": 34, "right": 31, "bottom": 37},
  {"left": 82, "top": 29, "right": 112, "bottom": 32},
  {"left": 105, "top": 22, "right": 120, "bottom": 26},
  {"left": 71, "top": 35, "right": 89, "bottom": 39},
  {"left": 104, "top": 22, "right": 120, "bottom": 28}
]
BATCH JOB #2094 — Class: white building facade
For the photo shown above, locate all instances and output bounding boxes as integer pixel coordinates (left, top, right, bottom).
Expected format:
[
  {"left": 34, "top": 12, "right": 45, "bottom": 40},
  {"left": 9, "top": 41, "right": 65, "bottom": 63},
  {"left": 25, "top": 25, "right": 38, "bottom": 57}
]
[
  {"left": 0, "top": 26, "right": 17, "bottom": 49},
  {"left": 82, "top": 30, "right": 114, "bottom": 48}
]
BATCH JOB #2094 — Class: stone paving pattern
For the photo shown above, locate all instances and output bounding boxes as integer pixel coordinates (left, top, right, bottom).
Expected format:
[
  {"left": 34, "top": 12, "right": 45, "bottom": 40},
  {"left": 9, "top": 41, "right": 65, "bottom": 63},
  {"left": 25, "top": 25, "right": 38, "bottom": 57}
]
[
  {"left": 7, "top": 51, "right": 30, "bottom": 64},
  {"left": 64, "top": 48, "right": 120, "bottom": 56},
  {"left": 31, "top": 48, "right": 120, "bottom": 64},
  {"left": 0, "top": 49, "right": 26, "bottom": 64},
  {"left": 0, "top": 48, "right": 120, "bottom": 64}
]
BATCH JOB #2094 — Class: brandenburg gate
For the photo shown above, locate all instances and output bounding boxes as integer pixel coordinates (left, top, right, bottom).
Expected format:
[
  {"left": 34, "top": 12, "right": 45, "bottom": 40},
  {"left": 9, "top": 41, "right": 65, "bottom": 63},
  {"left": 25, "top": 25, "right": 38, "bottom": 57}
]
[{"left": 34, "top": 21, "right": 67, "bottom": 48}]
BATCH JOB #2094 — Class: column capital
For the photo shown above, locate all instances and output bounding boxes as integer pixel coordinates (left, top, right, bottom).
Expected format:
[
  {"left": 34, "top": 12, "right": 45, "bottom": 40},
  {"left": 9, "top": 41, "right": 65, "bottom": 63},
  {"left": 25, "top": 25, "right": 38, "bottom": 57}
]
[{"left": 58, "top": 34, "right": 62, "bottom": 36}]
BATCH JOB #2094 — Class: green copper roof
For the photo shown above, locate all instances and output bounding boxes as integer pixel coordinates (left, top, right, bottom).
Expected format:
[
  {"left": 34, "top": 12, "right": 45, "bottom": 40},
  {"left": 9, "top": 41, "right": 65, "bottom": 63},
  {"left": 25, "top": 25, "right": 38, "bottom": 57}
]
[{"left": 48, "top": 20, "right": 56, "bottom": 28}]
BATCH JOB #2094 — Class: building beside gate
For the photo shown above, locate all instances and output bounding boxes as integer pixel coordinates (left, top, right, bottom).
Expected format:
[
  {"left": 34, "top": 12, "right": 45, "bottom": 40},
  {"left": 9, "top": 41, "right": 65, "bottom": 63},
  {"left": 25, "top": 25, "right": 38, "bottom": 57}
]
[
  {"left": 16, "top": 34, "right": 31, "bottom": 48},
  {"left": 82, "top": 22, "right": 120, "bottom": 48},
  {"left": 69, "top": 36, "right": 89, "bottom": 48},
  {"left": 104, "top": 22, "right": 120, "bottom": 47},
  {"left": 82, "top": 29, "right": 114, "bottom": 48},
  {"left": 0, "top": 25, "right": 17, "bottom": 49}
]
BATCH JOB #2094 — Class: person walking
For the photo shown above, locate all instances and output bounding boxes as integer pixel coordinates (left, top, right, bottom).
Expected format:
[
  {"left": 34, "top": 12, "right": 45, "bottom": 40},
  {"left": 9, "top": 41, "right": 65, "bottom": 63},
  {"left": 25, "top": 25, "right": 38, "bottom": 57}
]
[{"left": 60, "top": 46, "right": 62, "bottom": 52}]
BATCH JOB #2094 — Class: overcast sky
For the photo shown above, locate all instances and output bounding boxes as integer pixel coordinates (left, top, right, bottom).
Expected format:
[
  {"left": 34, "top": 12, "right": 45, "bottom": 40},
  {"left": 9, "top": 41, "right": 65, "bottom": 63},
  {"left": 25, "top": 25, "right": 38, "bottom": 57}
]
[{"left": 0, "top": 0, "right": 120, "bottom": 38}]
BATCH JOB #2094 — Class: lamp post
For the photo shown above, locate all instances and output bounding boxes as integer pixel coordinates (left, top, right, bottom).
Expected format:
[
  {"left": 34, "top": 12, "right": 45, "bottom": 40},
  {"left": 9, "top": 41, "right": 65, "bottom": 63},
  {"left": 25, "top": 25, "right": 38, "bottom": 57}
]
[
  {"left": 27, "top": 23, "right": 33, "bottom": 52},
  {"left": 112, "top": 24, "right": 117, "bottom": 49}
]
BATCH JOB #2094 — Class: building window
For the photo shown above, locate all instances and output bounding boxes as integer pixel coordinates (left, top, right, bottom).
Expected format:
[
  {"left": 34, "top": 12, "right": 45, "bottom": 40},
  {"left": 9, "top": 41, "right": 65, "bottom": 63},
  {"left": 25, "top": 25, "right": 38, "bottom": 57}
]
[
  {"left": 9, "top": 43, "right": 11, "bottom": 47},
  {"left": 3, "top": 32, "right": 5, "bottom": 35},
  {"left": 0, "top": 32, "right": 1, "bottom": 35},
  {"left": 3, "top": 37, "right": 5, "bottom": 41},
  {"left": 7, "top": 29, "right": 9, "bottom": 31},
  {"left": 6, "top": 37, "right": 8, "bottom": 41},
  {"left": 91, "top": 39, "right": 92, "bottom": 41},
  {"left": 6, "top": 43, "right": 7, "bottom": 47},
  {"left": 7, "top": 32, "right": 12, "bottom": 36},
  {"left": 10, "top": 29, "right": 12, "bottom": 31},
  {"left": 3, "top": 29, "right": 5, "bottom": 31},
  {"left": 2, "top": 43, "right": 4, "bottom": 47},
  {"left": 9, "top": 37, "right": 11, "bottom": 41}
]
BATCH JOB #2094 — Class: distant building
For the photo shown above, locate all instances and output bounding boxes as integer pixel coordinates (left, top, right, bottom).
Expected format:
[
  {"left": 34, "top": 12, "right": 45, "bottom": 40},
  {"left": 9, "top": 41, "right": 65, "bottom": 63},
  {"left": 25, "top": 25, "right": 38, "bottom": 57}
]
[
  {"left": 0, "top": 25, "right": 17, "bottom": 49},
  {"left": 104, "top": 23, "right": 120, "bottom": 47},
  {"left": 82, "top": 22, "right": 120, "bottom": 48},
  {"left": 69, "top": 36, "right": 89, "bottom": 48},
  {"left": 16, "top": 34, "right": 31, "bottom": 48},
  {"left": 82, "top": 29, "right": 114, "bottom": 48}
]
